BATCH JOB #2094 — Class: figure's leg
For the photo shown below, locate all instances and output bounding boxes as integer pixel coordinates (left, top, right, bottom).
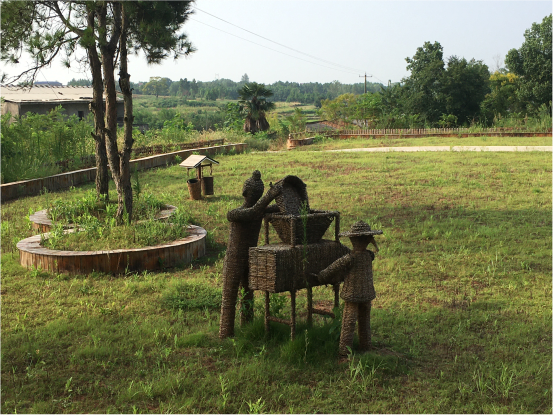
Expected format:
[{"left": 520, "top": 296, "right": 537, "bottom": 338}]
[
  {"left": 333, "top": 284, "right": 340, "bottom": 309},
  {"left": 339, "top": 302, "right": 358, "bottom": 357},
  {"left": 358, "top": 301, "right": 371, "bottom": 351},
  {"left": 219, "top": 267, "right": 241, "bottom": 339}
]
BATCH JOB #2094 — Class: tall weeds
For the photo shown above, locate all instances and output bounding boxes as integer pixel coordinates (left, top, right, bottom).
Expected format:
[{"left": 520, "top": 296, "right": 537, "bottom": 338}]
[{"left": 1, "top": 107, "right": 94, "bottom": 183}]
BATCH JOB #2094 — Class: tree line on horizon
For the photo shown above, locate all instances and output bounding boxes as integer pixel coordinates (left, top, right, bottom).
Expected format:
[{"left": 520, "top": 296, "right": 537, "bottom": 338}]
[
  {"left": 318, "top": 14, "right": 551, "bottom": 129},
  {"left": 68, "top": 12, "right": 551, "bottom": 131},
  {"left": 223, "top": 14, "right": 553, "bottom": 129},
  {"left": 68, "top": 74, "right": 384, "bottom": 107}
]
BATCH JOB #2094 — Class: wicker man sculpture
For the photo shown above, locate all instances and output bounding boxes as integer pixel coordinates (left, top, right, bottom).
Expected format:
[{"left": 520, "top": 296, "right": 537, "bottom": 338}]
[
  {"left": 316, "top": 221, "right": 383, "bottom": 357},
  {"left": 219, "top": 170, "right": 282, "bottom": 339}
]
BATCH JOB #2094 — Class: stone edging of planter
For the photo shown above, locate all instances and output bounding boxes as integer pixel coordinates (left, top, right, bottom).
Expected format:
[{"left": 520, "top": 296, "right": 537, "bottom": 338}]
[{"left": 17, "top": 224, "right": 206, "bottom": 275}]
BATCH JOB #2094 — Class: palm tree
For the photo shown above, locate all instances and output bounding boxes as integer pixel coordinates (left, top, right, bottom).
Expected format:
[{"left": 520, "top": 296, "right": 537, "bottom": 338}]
[{"left": 238, "top": 82, "right": 276, "bottom": 133}]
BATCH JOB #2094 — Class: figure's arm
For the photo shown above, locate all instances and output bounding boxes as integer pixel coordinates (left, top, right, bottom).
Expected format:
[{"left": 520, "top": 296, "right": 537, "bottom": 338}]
[
  {"left": 227, "top": 207, "right": 251, "bottom": 222},
  {"left": 264, "top": 204, "right": 280, "bottom": 214},
  {"left": 227, "top": 184, "right": 282, "bottom": 222},
  {"left": 251, "top": 184, "right": 282, "bottom": 216},
  {"left": 317, "top": 252, "right": 353, "bottom": 285}
]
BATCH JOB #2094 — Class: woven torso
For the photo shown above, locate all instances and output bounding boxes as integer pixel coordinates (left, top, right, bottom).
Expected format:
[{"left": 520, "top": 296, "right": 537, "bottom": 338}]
[
  {"left": 224, "top": 220, "right": 263, "bottom": 266},
  {"left": 340, "top": 251, "right": 376, "bottom": 303},
  {"left": 222, "top": 217, "right": 263, "bottom": 277}
]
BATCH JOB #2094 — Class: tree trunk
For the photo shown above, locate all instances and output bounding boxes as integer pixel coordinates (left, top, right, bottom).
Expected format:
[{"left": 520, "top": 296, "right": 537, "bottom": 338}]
[
  {"left": 118, "top": 2, "right": 134, "bottom": 222},
  {"left": 87, "top": 7, "right": 109, "bottom": 201},
  {"left": 99, "top": 3, "right": 126, "bottom": 222},
  {"left": 256, "top": 115, "right": 270, "bottom": 132},
  {"left": 244, "top": 115, "right": 257, "bottom": 134}
]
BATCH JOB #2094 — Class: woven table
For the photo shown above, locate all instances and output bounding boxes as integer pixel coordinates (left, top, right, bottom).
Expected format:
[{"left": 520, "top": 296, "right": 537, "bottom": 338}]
[{"left": 249, "top": 239, "right": 349, "bottom": 339}]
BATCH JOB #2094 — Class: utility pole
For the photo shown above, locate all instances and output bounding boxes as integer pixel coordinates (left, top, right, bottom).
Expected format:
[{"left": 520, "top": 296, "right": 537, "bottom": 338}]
[
  {"left": 359, "top": 72, "right": 373, "bottom": 94},
  {"left": 358, "top": 72, "right": 373, "bottom": 128}
]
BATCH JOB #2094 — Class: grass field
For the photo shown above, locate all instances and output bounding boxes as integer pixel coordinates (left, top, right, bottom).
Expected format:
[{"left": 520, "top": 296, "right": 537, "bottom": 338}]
[
  {"left": 273, "top": 102, "right": 317, "bottom": 116},
  {"left": 1, "top": 145, "right": 551, "bottom": 413},
  {"left": 296, "top": 135, "right": 552, "bottom": 152}
]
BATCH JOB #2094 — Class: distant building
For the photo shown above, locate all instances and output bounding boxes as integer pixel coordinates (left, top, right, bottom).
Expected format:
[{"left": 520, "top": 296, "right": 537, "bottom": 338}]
[
  {"left": 1, "top": 85, "right": 124, "bottom": 121},
  {"left": 35, "top": 81, "right": 63, "bottom": 87}
]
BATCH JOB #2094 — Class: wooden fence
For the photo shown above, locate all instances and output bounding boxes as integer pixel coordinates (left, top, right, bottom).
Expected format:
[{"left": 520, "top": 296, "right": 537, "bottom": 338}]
[
  {"left": 334, "top": 127, "right": 552, "bottom": 135},
  {"left": 1, "top": 142, "right": 246, "bottom": 203},
  {"left": 292, "top": 127, "right": 552, "bottom": 139},
  {"left": 53, "top": 139, "right": 225, "bottom": 172}
]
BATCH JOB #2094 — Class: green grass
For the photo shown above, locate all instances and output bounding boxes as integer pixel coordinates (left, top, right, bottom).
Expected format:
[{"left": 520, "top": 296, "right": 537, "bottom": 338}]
[
  {"left": 1, "top": 148, "right": 551, "bottom": 413},
  {"left": 43, "top": 217, "right": 191, "bottom": 251},
  {"left": 273, "top": 102, "right": 318, "bottom": 116},
  {"left": 41, "top": 189, "right": 190, "bottom": 251},
  {"left": 296, "top": 134, "right": 552, "bottom": 151}
]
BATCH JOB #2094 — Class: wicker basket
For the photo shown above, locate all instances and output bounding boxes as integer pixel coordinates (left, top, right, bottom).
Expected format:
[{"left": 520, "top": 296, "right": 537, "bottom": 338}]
[
  {"left": 187, "top": 178, "right": 202, "bottom": 200},
  {"left": 249, "top": 240, "right": 350, "bottom": 293},
  {"left": 268, "top": 210, "right": 336, "bottom": 245}
]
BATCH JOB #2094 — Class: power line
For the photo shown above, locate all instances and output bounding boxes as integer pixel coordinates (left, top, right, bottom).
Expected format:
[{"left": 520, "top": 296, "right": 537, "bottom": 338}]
[
  {"left": 39, "top": 69, "right": 62, "bottom": 99},
  {"left": 193, "top": 6, "right": 368, "bottom": 76},
  {"left": 189, "top": 17, "right": 363, "bottom": 76}
]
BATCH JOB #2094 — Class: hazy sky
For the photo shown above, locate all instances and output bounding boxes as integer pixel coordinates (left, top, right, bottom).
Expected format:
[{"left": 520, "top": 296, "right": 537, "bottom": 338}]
[{"left": 4, "top": 1, "right": 552, "bottom": 86}]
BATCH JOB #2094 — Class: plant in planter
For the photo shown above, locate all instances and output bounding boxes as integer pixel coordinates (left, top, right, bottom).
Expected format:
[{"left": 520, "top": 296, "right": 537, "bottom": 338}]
[{"left": 42, "top": 190, "right": 189, "bottom": 251}]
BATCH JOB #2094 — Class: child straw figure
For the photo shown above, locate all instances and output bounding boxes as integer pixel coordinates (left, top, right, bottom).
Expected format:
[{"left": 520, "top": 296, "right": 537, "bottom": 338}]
[{"left": 315, "top": 221, "right": 382, "bottom": 357}]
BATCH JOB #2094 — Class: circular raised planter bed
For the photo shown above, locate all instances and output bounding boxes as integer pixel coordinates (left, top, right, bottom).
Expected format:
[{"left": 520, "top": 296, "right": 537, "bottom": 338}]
[
  {"left": 29, "top": 205, "right": 178, "bottom": 233},
  {"left": 17, "top": 225, "right": 206, "bottom": 275}
]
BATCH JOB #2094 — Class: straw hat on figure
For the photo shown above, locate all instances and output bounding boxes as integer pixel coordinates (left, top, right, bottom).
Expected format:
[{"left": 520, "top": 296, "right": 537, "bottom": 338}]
[{"left": 314, "top": 221, "right": 383, "bottom": 357}]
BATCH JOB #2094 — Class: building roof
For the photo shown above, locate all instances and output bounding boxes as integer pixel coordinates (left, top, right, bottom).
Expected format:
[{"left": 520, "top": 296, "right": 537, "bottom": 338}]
[
  {"left": 179, "top": 155, "right": 220, "bottom": 169},
  {"left": 35, "top": 81, "right": 63, "bottom": 86},
  {"left": 0, "top": 85, "right": 122, "bottom": 103}
]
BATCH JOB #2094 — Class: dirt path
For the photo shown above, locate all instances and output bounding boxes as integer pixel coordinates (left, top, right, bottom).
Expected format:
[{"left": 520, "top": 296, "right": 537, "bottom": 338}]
[{"left": 327, "top": 146, "right": 552, "bottom": 153}]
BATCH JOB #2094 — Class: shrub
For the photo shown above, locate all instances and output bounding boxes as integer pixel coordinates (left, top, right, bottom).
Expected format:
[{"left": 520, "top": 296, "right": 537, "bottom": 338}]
[{"left": 1, "top": 107, "right": 94, "bottom": 183}]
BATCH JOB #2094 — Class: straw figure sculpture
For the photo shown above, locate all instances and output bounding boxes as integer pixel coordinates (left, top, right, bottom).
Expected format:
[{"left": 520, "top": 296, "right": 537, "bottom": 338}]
[
  {"left": 219, "top": 170, "right": 282, "bottom": 339},
  {"left": 315, "top": 221, "right": 383, "bottom": 357},
  {"left": 273, "top": 175, "right": 309, "bottom": 215}
]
